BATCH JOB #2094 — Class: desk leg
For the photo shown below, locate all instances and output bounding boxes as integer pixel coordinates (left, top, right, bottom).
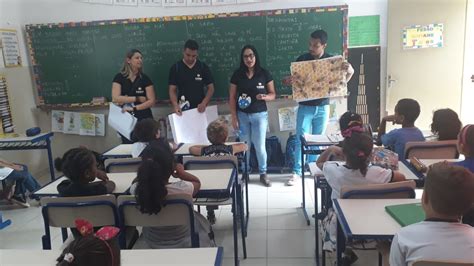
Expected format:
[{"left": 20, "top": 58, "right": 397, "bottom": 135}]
[
  {"left": 232, "top": 186, "right": 240, "bottom": 266},
  {"left": 336, "top": 219, "right": 345, "bottom": 266},
  {"left": 301, "top": 142, "right": 310, "bottom": 225},
  {"left": 244, "top": 155, "right": 249, "bottom": 236},
  {"left": 46, "top": 138, "right": 55, "bottom": 181},
  {"left": 315, "top": 177, "right": 320, "bottom": 265}
]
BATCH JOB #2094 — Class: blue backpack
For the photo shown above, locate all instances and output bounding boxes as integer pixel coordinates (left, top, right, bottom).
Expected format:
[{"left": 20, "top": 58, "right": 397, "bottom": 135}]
[{"left": 285, "top": 133, "right": 297, "bottom": 169}]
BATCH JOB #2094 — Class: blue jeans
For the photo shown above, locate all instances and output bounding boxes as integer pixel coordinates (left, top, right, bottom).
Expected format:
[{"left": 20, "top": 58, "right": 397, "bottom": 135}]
[
  {"left": 292, "top": 104, "right": 330, "bottom": 175},
  {"left": 238, "top": 111, "right": 268, "bottom": 174},
  {"left": 5, "top": 164, "right": 41, "bottom": 196}
]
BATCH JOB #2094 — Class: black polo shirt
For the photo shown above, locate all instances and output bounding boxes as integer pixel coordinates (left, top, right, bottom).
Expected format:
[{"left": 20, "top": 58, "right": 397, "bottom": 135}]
[
  {"left": 168, "top": 60, "right": 214, "bottom": 109},
  {"left": 113, "top": 72, "right": 154, "bottom": 120},
  {"left": 295, "top": 52, "right": 332, "bottom": 106},
  {"left": 230, "top": 68, "right": 273, "bottom": 114}
]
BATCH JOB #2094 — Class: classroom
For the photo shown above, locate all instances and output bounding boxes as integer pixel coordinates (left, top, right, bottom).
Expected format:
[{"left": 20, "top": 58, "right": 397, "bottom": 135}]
[{"left": 1, "top": 0, "right": 473, "bottom": 265}]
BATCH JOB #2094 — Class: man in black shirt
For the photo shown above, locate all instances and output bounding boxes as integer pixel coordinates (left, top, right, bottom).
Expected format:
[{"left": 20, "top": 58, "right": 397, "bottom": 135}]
[
  {"left": 168, "top": 40, "right": 215, "bottom": 115},
  {"left": 284, "top": 30, "right": 354, "bottom": 186}
]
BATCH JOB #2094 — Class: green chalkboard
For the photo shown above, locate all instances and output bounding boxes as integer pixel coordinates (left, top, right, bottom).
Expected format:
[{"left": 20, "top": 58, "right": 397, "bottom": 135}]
[{"left": 26, "top": 6, "right": 348, "bottom": 106}]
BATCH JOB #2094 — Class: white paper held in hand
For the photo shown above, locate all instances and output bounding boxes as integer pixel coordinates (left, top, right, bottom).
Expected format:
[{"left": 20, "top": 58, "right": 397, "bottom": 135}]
[
  {"left": 168, "top": 105, "right": 218, "bottom": 143},
  {"left": 108, "top": 103, "right": 137, "bottom": 141}
]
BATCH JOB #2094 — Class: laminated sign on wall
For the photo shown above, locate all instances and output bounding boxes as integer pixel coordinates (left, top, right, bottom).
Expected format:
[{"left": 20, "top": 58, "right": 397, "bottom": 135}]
[{"left": 290, "top": 55, "right": 347, "bottom": 102}]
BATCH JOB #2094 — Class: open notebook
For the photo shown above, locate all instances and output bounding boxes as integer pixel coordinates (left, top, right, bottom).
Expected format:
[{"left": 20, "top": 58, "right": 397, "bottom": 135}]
[{"left": 385, "top": 203, "right": 425, "bottom": 227}]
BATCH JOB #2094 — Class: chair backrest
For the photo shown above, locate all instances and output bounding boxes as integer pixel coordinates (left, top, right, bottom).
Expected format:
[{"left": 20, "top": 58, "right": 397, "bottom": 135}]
[
  {"left": 117, "top": 193, "right": 198, "bottom": 247},
  {"left": 104, "top": 157, "right": 142, "bottom": 173},
  {"left": 40, "top": 194, "right": 118, "bottom": 249},
  {"left": 413, "top": 260, "right": 474, "bottom": 266},
  {"left": 182, "top": 155, "right": 238, "bottom": 170},
  {"left": 405, "top": 140, "right": 459, "bottom": 160},
  {"left": 341, "top": 180, "right": 416, "bottom": 199}
]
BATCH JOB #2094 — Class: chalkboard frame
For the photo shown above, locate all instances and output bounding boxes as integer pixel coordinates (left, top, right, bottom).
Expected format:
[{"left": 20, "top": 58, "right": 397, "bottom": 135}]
[{"left": 25, "top": 5, "right": 348, "bottom": 108}]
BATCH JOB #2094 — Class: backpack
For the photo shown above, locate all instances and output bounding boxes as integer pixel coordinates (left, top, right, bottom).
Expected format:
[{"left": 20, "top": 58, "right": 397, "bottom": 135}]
[
  {"left": 285, "top": 133, "right": 297, "bottom": 169},
  {"left": 249, "top": 136, "right": 285, "bottom": 173}
]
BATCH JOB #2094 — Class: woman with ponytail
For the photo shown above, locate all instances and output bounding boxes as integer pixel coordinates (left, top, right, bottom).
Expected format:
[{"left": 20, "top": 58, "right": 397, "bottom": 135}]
[
  {"left": 130, "top": 140, "right": 214, "bottom": 248},
  {"left": 320, "top": 131, "right": 406, "bottom": 255}
]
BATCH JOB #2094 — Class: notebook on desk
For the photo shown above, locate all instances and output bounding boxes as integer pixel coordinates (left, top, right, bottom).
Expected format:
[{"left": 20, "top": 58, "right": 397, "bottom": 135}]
[{"left": 385, "top": 203, "right": 425, "bottom": 227}]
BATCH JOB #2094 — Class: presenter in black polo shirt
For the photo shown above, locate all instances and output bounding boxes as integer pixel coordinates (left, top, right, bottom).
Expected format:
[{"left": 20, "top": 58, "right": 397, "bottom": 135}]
[
  {"left": 168, "top": 40, "right": 215, "bottom": 115},
  {"left": 112, "top": 49, "right": 156, "bottom": 143},
  {"left": 283, "top": 30, "right": 354, "bottom": 186},
  {"left": 229, "top": 45, "right": 276, "bottom": 187}
]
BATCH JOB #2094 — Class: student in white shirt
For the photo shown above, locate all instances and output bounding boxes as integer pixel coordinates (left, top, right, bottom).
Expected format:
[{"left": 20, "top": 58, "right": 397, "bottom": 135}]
[
  {"left": 321, "top": 130, "right": 406, "bottom": 262},
  {"left": 390, "top": 162, "right": 474, "bottom": 265}
]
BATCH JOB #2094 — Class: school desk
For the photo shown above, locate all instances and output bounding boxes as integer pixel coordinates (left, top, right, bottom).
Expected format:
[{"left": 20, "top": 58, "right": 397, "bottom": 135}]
[
  {"left": 333, "top": 198, "right": 420, "bottom": 266},
  {"left": 102, "top": 144, "right": 133, "bottom": 158},
  {"left": 300, "top": 133, "right": 342, "bottom": 226},
  {"left": 0, "top": 132, "right": 55, "bottom": 180},
  {"left": 308, "top": 161, "right": 420, "bottom": 265},
  {"left": 0, "top": 247, "right": 224, "bottom": 266}
]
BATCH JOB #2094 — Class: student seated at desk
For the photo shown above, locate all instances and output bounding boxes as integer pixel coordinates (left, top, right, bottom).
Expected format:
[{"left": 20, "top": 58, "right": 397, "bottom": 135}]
[
  {"left": 130, "top": 140, "right": 214, "bottom": 248},
  {"left": 0, "top": 158, "right": 41, "bottom": 207},
  {"left": 55, "top": 147, "right": 115, "bottom": 197},
  {"left": 189, "top": 119, "right": 248, "bottom": 156},
  {"left": 378, "top": 98, "right": 425, "bottom": 160},
  {"left": 389, "top": 163, "right": 474, "bottom": 265},
  {"left": 131, "top": 118, "right": 161, "bottom": 158},
  {"left": 430, "top": 108, "right": 462, "bottom": 141},
  {"left": 189, "top": 119, "right": 248, "bottom": 224},
  {"left": 320, "top": 131, "right": 406, "bottom": 262},
  {"left": 453, "top": 124, "right": 474, "bottom": 226}
]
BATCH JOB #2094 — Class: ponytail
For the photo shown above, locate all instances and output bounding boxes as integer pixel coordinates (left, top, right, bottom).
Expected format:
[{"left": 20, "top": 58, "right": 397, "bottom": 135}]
[
  {"left": 135, "top": 159, "right": 169, "bottom": 214},
  {"left": 343, "top": 132, "right": 373, "bottom": 176},
  {"left": 135, "top": 139, "right": 175, "bottom": 214}
]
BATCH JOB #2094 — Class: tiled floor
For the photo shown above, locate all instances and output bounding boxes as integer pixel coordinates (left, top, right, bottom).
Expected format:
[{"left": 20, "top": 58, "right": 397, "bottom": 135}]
[{"left": 0, "top": 173, "right": 383, "bottom": 266}]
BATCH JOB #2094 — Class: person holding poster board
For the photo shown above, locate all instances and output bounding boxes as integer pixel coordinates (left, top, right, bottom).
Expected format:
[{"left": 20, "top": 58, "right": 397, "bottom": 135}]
[
  {"left": 229, "top": 45, "right": 276, "bottom": 187},
  {"left": 283, "top": 30, "right": 354, "bottom": 186},
  {"left": 169, "top": 40, "right": 215, "bottom": 116},
  {"left": 111, "top": 49, "right": 156, "bottom": 143}
]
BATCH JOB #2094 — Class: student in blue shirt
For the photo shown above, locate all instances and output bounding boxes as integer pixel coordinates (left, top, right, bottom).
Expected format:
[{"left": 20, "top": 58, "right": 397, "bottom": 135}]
[{"left": 377, "top": 98, "right": 425, "bottom": 160}]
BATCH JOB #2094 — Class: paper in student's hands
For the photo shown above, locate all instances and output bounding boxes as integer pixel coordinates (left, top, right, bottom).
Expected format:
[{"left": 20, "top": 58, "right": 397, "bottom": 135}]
[
  {"left": 168, "top": 106, "right": 218, "bottom": 143},
  {"left": 108, "top": 103, "right": 137, "bottom": 141}
]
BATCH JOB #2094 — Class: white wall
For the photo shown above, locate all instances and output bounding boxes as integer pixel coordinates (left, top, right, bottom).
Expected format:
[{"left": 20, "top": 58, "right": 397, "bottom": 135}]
[
  {"left": 0, "top": 0, "right": 388, "bottom": 175},
  {"left": 461, "top": 0, "right": 474, "bottom": 124}
]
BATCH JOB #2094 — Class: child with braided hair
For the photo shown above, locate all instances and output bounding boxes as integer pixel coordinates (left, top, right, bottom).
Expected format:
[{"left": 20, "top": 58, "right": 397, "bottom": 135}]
[{"left": 320, "top": 131, "right": 406, "bottom": 262}]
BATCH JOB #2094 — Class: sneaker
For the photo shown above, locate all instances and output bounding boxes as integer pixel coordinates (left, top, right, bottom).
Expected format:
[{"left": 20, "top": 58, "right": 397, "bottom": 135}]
[
  {"left": 259, "top": 174, "right": 271, "bottom": 187},
  {"left": 10, "top": 195, "right": 30, "bottom": 208},
  {"left": 285, "top": 173, "right": 300, "bottom": 186}
]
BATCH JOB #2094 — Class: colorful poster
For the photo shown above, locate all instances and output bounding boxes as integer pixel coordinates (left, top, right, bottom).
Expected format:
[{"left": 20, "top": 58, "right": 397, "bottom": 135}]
[
  {"left": 278, "top": 106, "right": 298, "bottom": 131},
  {"left": 403, "top": 23, "right": 443, "bottom": 49},
  {"left": 79, "top": 113, "right": 96, "bottom": 136},
  {"left": 187, "top": 0, "right": 210, "bottom": 6},
  {"left": 291, "top": 56, "right": 348, "bottom": 102},
  {"left": 95, "top": 114, "right": 105, "bottom": 136},
  {"left": 63, "top": 112, "right": 81, "bottom": 134},
  {"left": 0, "top": 29, "right": 22, "bottom": 67},
  {"left": 51, "top": 110, "right": 65, "bottom": 132},
  {"left": 211, "top": 0, "right": 236, "bottom": 5},
  {"left": 163, "top": 0, "right": 185, "bottom": 7},
  {"left": 138, "top": 0, "right": 162, "bottom": 6}
]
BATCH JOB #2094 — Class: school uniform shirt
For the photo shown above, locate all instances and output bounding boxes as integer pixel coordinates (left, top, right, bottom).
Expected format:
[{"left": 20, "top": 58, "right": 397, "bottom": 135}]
[
  {"left": 295, "top": 52, "right": 332, "bottom": 106},
  {"left": 168, "top": 60, "right": 214, "bottom": 109},
  {"left": 201, "top": 144, "right": 233, "bottom": 156},
  {"left": 390, "top": 221, "right": 474, "bottom": 265},
  {"left": 322, "top": 161, "right": 393, "bottom": 200},
  {"left": 453, "top": 157, "right": 474, "bottom": 173},
  {"left": 381, "top": 127, "right": 425, "bottom": 160},
  {"left": 230, "top": 68, "right": 273, "bottom": 114},
  {"left": 113, "top": 73, "right": 154, "bottom": 120},
  {"left": 57, "top": 179, "right": 108, "bottom": 197}
]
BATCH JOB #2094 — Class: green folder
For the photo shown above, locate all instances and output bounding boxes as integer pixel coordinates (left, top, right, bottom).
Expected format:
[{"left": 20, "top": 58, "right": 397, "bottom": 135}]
[{"left": 385, "top": 203, "right": 425, "bottom": 227}]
